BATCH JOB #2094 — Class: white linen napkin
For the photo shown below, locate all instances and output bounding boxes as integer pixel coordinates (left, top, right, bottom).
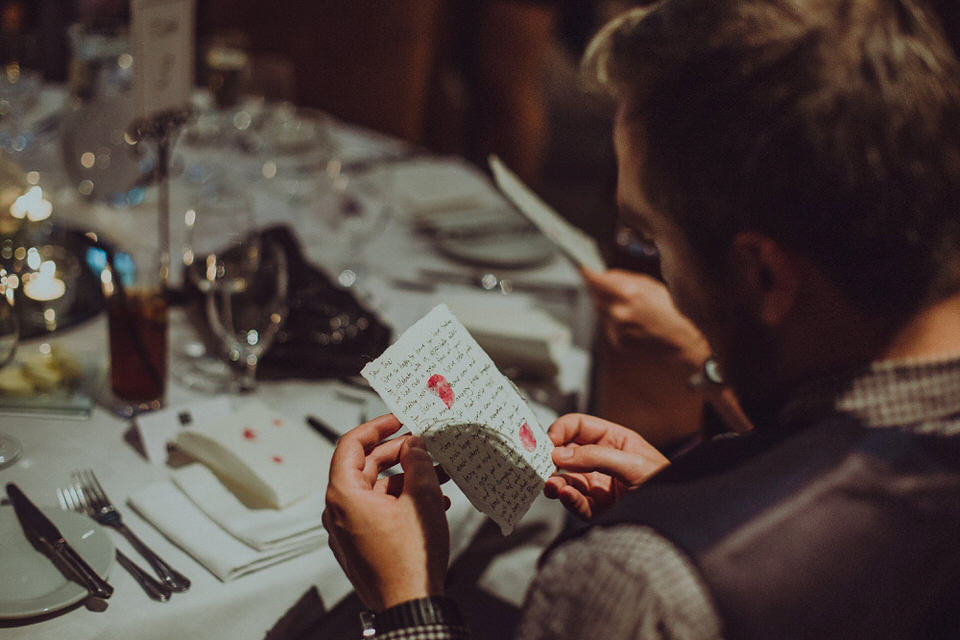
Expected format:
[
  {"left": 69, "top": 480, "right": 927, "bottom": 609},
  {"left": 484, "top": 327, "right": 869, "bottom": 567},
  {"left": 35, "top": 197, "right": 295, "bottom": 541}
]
[
  {"left": 172, "top": 464, "right": 326, "bottom": 552},
  {"left": 128, "top": 466, "right": 327, "bottom": 582},
  {"left": 444, "top": 293, "right": 573, "bottom": 381}
]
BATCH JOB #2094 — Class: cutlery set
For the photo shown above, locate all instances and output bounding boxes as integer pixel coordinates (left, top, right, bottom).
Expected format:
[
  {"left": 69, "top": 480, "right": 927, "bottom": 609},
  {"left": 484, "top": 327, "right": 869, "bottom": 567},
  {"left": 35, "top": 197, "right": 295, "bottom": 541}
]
[
  {"left": 6, "top": 483, "right": 114, "bottom": 600},
  {"left": 5, "top": 469, "right": 191, "bottom": 604}
]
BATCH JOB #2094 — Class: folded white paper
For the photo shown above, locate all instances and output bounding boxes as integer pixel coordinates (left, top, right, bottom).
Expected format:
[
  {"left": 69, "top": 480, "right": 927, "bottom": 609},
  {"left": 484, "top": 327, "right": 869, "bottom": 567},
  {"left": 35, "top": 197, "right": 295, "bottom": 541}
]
[
  {"left": 174, "top": 402, "right": 331, "bottom": 509},
  {"left": 490, "top": 155, "right": 607, "bottom": 272},
  {"left": 362, "top": 304, "right": 555, "bottom": 535},
  {"left": 135, "top": 396, "right": 232, "bottom": 465},
  {"left": 128, "top": 477, "right": 326, "bottom": 582}
]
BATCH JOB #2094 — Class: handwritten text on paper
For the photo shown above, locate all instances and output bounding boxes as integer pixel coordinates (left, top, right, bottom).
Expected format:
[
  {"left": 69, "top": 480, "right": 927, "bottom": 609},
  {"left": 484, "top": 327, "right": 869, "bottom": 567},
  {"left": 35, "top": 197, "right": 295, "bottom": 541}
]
[{"left": 362, "top": 305, "right": 554, "bottom": 534}]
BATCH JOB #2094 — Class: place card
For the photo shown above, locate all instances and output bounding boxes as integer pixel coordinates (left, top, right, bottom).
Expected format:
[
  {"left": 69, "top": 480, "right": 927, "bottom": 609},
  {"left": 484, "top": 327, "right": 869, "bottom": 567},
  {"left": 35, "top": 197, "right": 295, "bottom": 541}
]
[
  {"left": 174, "top": 401, "right": 332, "bottom": 509},
  {"left": 361, "top": 304, "right": 554, "bottom": 534},
  {"left": 135, "top": 396, "right": 231, "bottom": 465},
  {"left": 130, "top": 0, "right": 195, "bottom": 120},
  {"left": 489, "top": 155, "right": 607, "bottom": 272}
]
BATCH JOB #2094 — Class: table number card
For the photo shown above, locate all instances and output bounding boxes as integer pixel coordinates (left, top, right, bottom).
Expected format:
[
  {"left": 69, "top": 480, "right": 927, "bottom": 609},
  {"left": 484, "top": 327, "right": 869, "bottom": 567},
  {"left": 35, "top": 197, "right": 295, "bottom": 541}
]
[
  {"left": 130, "top": 0, "right": 195, "bottom": 120},
  {"left": 362, "top": 304, "right": 554, "bottom": 534}
]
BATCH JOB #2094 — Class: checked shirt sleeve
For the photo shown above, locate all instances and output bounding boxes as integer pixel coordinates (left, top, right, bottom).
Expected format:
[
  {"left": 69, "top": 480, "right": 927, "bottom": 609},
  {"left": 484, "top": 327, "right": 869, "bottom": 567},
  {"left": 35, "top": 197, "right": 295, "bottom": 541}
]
[{"left": 376, "top": 625, "right": 471, "bottom": 640}]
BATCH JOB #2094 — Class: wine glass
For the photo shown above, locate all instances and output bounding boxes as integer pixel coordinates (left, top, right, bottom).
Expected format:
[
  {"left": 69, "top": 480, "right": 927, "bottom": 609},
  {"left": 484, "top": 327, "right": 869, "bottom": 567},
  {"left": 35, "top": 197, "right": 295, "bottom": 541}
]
[
  {"left": 176, "top": 184, "right": 257, "bottom": 393},
  {"left": 204, "top": 238, "right": 288, "bottom": 392},
  {"left": 318, "top": 163, "right": 394, "bottom": 288},
  {"left": 253, "top": 104, "right": 334, "bottom": 208},
  {"left": 0, "top": 267, "right": 21, "bottom": 469},
  {"left": 182, "top": 35, "right": 252, "bottom": 148},
  {"left": 0, "top": 62, "right": 42, "bottom": 157}
]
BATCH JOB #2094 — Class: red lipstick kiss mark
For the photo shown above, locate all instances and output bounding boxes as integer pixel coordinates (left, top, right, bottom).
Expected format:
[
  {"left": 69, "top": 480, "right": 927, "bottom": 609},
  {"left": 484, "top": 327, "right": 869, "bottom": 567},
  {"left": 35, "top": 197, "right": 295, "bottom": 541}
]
[
  {"left": 519, "top": 422, "right": 537, "bottom": 452},
  {"left": 427, "top": 374, "right": 455, "bottom": 409},
  {"left": 272, "top": 455, "right": 284, "bottom": 464},
  {"left": 243, "top": 428, "right": 257, "bottom": 440}
]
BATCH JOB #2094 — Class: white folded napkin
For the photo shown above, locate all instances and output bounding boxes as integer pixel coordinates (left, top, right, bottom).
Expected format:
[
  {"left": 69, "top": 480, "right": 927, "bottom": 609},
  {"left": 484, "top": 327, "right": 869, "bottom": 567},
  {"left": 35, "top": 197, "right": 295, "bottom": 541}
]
[
  {"left": 172, "top": 464, "right": 326, "bottom": 552},
  {"left": 444, "top": 294, "right": 573, "bottom": 381},
  {"left": 128, "top": 465, "right": 327, "bottom": 582}
]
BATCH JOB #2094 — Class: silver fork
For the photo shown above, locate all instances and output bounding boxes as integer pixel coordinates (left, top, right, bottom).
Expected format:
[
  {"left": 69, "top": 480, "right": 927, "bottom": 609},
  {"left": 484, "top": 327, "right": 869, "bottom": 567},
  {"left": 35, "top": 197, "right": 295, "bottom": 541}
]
[
  {"left": 58, "top": 485, "right": 172, "bottom": 602},
  {"left": 72, "top": 469, "right": 191, "bottom": 592}
]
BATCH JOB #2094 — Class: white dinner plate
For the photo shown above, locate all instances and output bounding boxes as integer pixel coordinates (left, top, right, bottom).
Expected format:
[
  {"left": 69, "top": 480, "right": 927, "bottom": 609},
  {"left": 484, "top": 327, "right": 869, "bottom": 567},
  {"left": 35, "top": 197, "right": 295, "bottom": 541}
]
[
  {"left": 0, "top": 504, "right": 114, "bottom": 619},
  {"left": 435, "top": 229, "right": 556, "bottom": 269}
]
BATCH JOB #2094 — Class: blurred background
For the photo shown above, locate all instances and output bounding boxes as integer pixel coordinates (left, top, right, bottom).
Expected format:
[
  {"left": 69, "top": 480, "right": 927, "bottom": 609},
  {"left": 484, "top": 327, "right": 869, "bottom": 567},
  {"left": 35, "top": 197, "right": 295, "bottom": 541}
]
[{"left": 0, "top": 0, "right": 648, "bottom": 267}]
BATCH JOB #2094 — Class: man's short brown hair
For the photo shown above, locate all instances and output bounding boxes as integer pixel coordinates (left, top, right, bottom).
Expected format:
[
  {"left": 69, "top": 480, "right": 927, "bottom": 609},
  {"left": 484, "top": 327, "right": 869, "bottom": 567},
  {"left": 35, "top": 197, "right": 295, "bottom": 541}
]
[{"left": 586, "top": 0, "right": 960, "bottom": 317}]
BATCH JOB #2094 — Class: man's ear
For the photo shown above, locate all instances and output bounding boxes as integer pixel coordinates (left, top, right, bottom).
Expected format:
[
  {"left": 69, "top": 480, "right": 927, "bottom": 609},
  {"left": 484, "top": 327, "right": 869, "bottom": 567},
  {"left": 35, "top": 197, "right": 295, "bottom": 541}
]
[{"left": 729, "top": 232, "right": 800, "bottom": 326}]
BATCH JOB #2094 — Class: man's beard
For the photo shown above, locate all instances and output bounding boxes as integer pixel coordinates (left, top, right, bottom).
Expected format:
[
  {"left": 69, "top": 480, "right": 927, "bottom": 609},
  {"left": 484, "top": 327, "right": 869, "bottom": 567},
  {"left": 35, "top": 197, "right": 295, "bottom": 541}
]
[{"left": 713, "top": 305, "right": 786, "bottom": 430}]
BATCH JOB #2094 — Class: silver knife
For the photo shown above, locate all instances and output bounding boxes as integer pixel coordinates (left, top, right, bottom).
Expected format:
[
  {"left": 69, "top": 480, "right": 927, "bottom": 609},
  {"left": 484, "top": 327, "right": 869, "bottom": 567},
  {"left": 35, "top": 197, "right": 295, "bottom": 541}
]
[{"left": 6, "top": 483, "right": 114, "bottom": 599}]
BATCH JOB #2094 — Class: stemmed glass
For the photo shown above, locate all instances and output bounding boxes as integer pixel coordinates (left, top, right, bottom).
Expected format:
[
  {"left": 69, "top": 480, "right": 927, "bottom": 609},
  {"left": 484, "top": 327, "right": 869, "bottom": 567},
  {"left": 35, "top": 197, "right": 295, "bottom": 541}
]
[
  {"left": 0, "top": 267, "right": 21, "bottom": 468},
  {"left": 319, "top": 163, "right": 394, "bottom": 289},
  {"left": 204, "top": 237, "right": 288, "bottom": 392},
  {"left": 177, "top": 185, "right": 256, "bottom": 393},
  {"left": 183, "top": 37, "right": 251, "bottom": 148},
  {"left": 0, "top": 62, "right": 42, "bottom": 157}
]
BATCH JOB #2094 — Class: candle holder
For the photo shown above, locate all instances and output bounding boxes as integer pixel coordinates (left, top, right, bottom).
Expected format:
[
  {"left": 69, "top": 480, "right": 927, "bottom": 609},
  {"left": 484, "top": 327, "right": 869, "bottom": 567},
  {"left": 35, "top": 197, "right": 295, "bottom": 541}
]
[
  {"left": 0, "top": 155, "right": 107, "bottom": 338},
  {"left": 16, "top": 243, "right": 80, "bottom": 333}
]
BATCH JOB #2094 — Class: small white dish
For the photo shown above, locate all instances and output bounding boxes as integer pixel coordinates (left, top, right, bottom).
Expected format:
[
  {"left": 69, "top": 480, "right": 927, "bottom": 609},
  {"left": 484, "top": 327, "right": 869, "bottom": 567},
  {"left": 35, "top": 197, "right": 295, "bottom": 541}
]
[{"left": 0, "top": 504, "right": 114, "bottom": 619}]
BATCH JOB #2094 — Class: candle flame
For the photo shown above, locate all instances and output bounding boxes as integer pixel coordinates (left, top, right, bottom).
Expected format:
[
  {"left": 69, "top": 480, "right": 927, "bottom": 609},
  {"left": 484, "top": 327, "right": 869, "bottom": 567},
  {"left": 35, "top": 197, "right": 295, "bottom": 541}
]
[{"left": 10, "top": 186, "right": 53, "bottom": 221}]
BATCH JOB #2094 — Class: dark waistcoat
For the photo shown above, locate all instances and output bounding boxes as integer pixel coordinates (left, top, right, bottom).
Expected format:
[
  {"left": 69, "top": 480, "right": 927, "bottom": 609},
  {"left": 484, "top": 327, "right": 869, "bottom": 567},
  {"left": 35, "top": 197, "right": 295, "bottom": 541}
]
[{"left": 558, "top": 418, "right": 960, "bottom": 639}]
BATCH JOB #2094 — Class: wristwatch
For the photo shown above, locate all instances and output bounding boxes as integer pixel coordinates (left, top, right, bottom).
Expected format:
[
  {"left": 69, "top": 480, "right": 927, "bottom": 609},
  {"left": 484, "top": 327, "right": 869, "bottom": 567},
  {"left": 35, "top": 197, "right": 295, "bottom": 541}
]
[
  {"left": 687, "top": 356, "right": 725, "bottom": 390},
  {"left": 361, "top": 596, "right": 464, "bottom": 636},
  {"left": 686, "top": 356, "right": 755, "bottom": 434}
]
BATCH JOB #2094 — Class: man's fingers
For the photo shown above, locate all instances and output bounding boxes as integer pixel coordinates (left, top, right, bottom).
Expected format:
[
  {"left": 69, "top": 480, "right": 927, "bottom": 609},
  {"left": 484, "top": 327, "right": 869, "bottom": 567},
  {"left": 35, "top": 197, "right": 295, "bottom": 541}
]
[
  {"left": 558, "top": 485, "right": 594, "bottom": 520},
  {"left": 362, "top": 436, "right": 407, "bottom": 481},
  {"left": 553, "top": 443, "right": 667, "bottom": 486},
  {"left": 399, "top": 437, "right": 443, "bottom": 497},
  {"left": 379, "top": 463, "right": 451, "bottom": 497},
  {"left": 548, "top": 413, "right": 626, "bottom": 447},
  {"left": 330, "top": 415, "right": 405, "bottom": 489},
  {"left": 351, "top": 414, "right": 405, "bottom": 452}
]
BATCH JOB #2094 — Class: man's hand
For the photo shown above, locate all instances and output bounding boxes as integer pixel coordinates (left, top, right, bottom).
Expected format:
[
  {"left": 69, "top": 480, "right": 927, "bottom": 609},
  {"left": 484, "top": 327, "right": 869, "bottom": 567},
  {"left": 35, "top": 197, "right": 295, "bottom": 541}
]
[
  {"left": 582, "top": 267, "right": 709, "bottom": 367},
  {"left": 323, "top": 414, "right": 450, "bottom": 612},
  {"left": 582, "top": 267, "right": 713, "bottom": 446},
  {"left": 544, "top": 413, "right": 669, "bottom": 520}
]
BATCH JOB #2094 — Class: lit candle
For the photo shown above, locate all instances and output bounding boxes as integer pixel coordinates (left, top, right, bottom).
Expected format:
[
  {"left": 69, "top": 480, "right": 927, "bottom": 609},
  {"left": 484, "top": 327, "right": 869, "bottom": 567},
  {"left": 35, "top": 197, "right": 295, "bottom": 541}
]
[
  {"left": 23, "top": 261, "right": 66, "bottom": 302},
  {"left": 10, "top": 186, "right": 53, "bottom": 222}
]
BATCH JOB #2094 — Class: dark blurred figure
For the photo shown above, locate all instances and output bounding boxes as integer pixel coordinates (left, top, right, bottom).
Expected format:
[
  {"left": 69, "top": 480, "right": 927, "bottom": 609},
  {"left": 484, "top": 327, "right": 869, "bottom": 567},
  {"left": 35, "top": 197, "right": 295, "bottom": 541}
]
[
  {"left": 198, "top": 0, "right": 575, "bottom": 185},
  {"left": 199, "top": 0, "right": 444, "bottom": 143},
  {"left": 0, "top": 0, "right": 73, "bottom": 79},
  {"left": 424, "top": 0, "right": 559, "bottom": 185},
  {"left": 928, "top": 0, "right": 960, "bottom": 53}
]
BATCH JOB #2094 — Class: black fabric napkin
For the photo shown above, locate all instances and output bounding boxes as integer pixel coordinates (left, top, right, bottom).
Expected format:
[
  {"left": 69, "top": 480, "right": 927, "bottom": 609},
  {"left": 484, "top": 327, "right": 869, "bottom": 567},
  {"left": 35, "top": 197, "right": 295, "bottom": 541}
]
[{"left": 183, "top": 225, "right": 392, "bottom": 380}]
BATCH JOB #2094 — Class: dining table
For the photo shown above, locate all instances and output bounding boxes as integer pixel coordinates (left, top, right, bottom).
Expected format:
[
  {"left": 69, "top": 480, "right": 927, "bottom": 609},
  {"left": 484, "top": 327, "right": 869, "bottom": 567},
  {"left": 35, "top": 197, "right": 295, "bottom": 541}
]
[{"left": 0, "top": 86, "right": 595, "bottom": 639}]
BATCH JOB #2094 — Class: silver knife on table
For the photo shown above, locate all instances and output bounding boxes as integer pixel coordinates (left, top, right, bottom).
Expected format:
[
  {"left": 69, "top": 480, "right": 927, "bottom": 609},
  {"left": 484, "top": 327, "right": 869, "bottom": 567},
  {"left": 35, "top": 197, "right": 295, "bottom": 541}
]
[{"left": 5, "top": 483, "right": 114, "bottom": 599}]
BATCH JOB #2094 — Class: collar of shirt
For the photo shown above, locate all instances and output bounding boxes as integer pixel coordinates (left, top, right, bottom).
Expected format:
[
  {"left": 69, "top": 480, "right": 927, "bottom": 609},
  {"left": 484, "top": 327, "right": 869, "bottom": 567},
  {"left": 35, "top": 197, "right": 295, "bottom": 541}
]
[{"left": 776, "top": 355, "right": 960, "bottom": 435}]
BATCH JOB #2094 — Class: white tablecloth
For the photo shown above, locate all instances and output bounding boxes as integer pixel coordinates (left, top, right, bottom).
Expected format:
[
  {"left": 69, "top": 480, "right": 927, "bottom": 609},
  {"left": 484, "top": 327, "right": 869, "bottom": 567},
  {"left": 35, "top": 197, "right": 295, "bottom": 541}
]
[{"left": 1, "top": 89, "right": 586, "bottom": 639}]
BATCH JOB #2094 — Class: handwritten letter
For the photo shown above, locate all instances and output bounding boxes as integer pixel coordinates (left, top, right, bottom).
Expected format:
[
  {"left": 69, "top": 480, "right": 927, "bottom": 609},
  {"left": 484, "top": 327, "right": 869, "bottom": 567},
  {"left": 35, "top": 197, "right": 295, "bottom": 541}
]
[{"left": 362, "top": 304, "right": 554, "bottom": 534}]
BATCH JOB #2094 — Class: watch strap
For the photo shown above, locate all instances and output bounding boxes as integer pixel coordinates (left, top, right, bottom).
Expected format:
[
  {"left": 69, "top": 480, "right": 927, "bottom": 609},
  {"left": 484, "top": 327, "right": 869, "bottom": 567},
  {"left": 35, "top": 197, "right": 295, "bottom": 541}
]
[{"left": 368, "top": 596, "right": 464, "bottom": 634}]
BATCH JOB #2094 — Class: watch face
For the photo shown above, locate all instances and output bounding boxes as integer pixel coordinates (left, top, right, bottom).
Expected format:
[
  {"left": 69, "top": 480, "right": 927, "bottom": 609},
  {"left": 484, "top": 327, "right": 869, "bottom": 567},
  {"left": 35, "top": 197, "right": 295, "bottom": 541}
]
[{"left": 704, "top": 358, "right": 725, "bottom": 385}]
